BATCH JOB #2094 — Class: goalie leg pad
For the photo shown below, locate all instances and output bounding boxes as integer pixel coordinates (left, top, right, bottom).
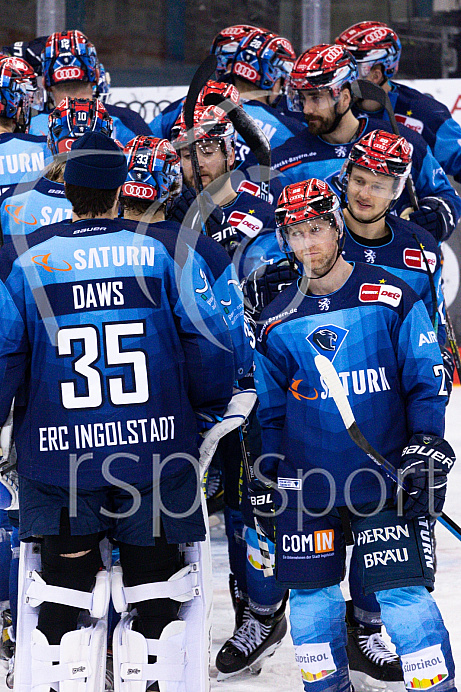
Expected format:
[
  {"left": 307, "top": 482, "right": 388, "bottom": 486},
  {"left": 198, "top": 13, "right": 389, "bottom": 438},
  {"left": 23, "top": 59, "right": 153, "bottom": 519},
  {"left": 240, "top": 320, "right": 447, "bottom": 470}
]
[
  {"left": 14, "top": 538, "right": 111, "bottom": 692},
  {"left": 112, "top": 492, "right": 213, "bottom": 691},
  {"left": 113, "top": 614, "right": 186, "bottom": 692}
]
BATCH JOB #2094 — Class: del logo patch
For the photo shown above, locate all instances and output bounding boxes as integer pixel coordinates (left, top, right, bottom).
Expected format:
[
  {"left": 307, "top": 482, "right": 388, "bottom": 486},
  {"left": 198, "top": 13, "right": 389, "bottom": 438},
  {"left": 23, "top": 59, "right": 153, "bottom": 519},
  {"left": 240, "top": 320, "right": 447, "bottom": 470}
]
[
  {"left": 227, "top": 210, "right": 263, "bottom": 237},
  {"left": 395, "top": 113, "right": 424, "bottom": 134},
  {"left": 359, "top": 283, "right": 402, "bottom": 307},
  {"left": 403, "top": 248, "right": 437, "bottom": 273}
]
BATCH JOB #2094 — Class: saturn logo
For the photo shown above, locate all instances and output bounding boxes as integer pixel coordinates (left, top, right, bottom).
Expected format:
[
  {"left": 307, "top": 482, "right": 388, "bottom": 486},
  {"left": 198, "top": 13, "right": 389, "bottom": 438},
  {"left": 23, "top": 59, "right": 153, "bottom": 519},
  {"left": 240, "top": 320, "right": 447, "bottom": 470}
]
[
  {"left": 5, "top": 205, "right": 37, "bottom": 226},
  {"left": 32, "top": 253, "right": 72, "bottom": 273},
  {"left": 289, "top": 379, "right": 318, "bottom": 401}
]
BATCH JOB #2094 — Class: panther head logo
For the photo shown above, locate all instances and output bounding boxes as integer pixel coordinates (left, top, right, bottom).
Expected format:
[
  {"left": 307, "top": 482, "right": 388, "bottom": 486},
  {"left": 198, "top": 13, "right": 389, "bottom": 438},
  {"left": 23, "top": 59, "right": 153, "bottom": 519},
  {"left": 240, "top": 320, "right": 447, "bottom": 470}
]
[{"left": 312, "top": 329, "right": 338, "bottom": 351}]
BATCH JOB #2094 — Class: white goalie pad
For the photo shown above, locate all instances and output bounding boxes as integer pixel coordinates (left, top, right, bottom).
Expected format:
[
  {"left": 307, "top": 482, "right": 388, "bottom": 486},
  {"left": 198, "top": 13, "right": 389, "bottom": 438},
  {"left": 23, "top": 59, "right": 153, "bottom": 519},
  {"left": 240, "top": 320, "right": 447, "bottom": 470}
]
[
  {"left": 112, "top": 491, "right": 213, "bottom": 692},
  {"left": 14, "top": 538, "right": 112, "bottom": 692},
  {"left": 199, "top": 388, "right": 257, "bottom": 478}
]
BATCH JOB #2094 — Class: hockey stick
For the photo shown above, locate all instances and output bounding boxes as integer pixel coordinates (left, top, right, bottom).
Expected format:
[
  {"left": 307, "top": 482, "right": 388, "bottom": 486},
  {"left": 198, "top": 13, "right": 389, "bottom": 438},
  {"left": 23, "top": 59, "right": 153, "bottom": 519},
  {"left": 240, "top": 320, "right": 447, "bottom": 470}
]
[
  {"left": 353, "top": 79, "right": 461, "bottom": 381},
  {"left": 203, "top": 93, "right": 271, "bottom": 203},
  {"left": 239, "top": 423, "right": 274, "bottom": 578},
  {"left": 183, "top": 54, "right": 218, "bottom": 236},
  {"left": 314, "top": 354, "right": 461, "bottom": 542},
  {"left": 351, "top": 79, "right": 419, "bottom": 210}
]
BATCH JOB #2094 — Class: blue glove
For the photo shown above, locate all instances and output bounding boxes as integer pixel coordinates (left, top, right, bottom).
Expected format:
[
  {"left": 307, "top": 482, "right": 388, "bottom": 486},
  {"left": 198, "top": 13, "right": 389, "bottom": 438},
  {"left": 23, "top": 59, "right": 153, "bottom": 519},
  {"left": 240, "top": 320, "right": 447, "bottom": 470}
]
[
  {"left": 409, "top": 197, "right": 456, "bottom": 243},
  {"left": 244, "top": 258, "right": 298, "bottom": 319},
  {"left": 398, "top": 433, "right": 455, "bottom": 518},
  {"left": 441, "top": 345, "right": 455, "bottom": 402},
  {"left": 167, "top": 187, "right": 225, "bottom": 236}
]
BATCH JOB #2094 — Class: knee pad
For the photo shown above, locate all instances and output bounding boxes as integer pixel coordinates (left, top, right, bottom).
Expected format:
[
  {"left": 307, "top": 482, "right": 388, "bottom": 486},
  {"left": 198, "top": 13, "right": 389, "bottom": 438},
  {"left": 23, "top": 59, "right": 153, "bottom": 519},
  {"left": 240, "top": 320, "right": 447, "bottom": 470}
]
[
  {"left": 112, "top": 494, "right": 213, "bottom": 691},
  {"left": 14, "top": 538, "right": 111, "bottom": 692}
]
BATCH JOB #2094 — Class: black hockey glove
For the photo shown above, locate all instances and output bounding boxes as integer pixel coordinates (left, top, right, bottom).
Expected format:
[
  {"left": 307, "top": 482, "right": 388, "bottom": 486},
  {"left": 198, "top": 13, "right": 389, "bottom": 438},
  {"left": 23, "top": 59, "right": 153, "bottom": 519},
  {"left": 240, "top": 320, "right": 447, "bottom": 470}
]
[
  {"left": 243, "top": 259, "right": 298, "bottom": 319},
  {"left": 248, "top": 480, "right": 275, "bottom": 540},
  {"left": 441, "top": 345, "right": 455, "bottom": 402},
  {"left": 398, "top": 433, "right": 456, "bottom": 518},
  {"left": 409, "top": 197, "right": 455, "bottom": 243},
  {"left": 167, "top": 187, "right": 225, "bottom": 236}
]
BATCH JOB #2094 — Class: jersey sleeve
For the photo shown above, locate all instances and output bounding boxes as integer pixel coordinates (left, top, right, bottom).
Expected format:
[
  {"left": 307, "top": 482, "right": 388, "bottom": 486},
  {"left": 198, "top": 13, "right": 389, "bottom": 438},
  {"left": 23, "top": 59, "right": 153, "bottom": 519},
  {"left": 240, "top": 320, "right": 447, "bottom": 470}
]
[
  {"left": 253, "top": 333, "right": 289, "bottom": 481},
  {"left": 395, "top": 297, "right": 446, "bottom": 440},
  {"left": 433, "top": 117, "right": 461, "bottom": 183},
  {"left": 169, "top": 252, "right": 235, "bottom": 418},
  {"left": 0, "top": 274, "right": 29, "bottom": 426},
  {"left": 149, "top": 100, "right": 184, "bottom": 139}
]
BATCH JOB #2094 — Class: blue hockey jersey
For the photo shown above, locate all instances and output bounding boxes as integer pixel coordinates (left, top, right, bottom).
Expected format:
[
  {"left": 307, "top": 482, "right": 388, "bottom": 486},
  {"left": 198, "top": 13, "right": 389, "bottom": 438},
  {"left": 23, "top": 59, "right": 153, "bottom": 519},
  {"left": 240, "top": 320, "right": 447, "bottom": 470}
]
[
  {"left": 215, "top": 190, "right": 285, "bottom": 282},
  {"left": 342, "top": 215, "right": 445, "bottom": 344},
  {"left": 0, "top": 217, "right": 235, "bottom": 488},
  {"left": 152, "top": 219, "right": 253, "bottom": 378},
  {"left": 270, "top": 115, "right": 461, "bottom": 236},
  {"left": 0, "top": 132, "right": 50, "bottom": 193},
  {"left": 355, "top": 81, "right": 461, "bottom": 183},
  {"left": 0, "top": 176, "right": 72, "bottom": 242},
  {"left": 254, "top": 262, "right": 446, "bottom": 509}
]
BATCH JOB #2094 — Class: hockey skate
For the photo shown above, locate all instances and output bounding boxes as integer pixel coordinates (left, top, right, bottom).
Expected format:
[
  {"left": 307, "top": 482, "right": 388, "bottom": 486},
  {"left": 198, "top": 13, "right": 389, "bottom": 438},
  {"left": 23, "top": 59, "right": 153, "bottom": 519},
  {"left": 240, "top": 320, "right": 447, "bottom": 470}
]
[
  {"left": 229, "top": 573, "right": 250, "bottom": 633},
  {"left": 347, "top": 624, "right": 405, "bottom": 692},
  {"left": 215, "top": 609, "right": 287, "bottom": 680}
]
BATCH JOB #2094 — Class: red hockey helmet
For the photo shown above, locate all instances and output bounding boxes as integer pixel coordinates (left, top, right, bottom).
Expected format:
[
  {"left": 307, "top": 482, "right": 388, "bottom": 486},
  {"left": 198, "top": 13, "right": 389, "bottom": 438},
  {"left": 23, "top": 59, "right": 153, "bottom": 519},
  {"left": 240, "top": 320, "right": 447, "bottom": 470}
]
[
  {"left": 288, "top": 44, "right": 358, "bottom": 110},
  {"left": 0, "top": 57, "right": 36, "bottom": 131},
  {"left": 344, "top": 129, "right": 412, "bottom": 199},
  {"left": 230, "top": 29, "right": 296, "bottom": 90},
  {"left": 42, "top": 30, "right": 99, "bottom": 88},
  {"left": 122, "top": 136, "right": 181, "bottom": 203},
  {"left": 275, "top": 178, "right": 344, "bottom": 252},
  {"left": 172, "top": 104, "right": 236, "bottom": 157},
  {"left": 210, "top": 24, "right": 261, "bottom": 77},
  {"left": 335, "top": 22, "right": 401, "bottom": 80},
  {"left": 195, "top": 79, "right": 241, "bottom": 109},
  {"left": 47, "top": 97, "right": 113, "bottom": 154}
]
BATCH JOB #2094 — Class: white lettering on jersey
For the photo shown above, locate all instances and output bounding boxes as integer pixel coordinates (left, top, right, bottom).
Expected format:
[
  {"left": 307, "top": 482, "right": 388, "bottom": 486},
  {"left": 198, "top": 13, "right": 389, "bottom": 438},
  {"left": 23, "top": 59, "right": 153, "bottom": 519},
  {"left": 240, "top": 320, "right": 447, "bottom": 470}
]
[
  {"left": 320, "top": 367, "right": 391, "bottom": 399},
  {"left": 418, "top": 331, "right": 437, "bottom": 346},
  {"left": 40, "top": 206, "right": 73, "bottom": 225},
  {"left": 0, "top": 151, "right": 45, "bottom": 175},
  {"left": 73, "top": 246, "right": 155, "bottom": 270},
  {"left": 72, "top": 281, "right": 125, "bottom": 310}
]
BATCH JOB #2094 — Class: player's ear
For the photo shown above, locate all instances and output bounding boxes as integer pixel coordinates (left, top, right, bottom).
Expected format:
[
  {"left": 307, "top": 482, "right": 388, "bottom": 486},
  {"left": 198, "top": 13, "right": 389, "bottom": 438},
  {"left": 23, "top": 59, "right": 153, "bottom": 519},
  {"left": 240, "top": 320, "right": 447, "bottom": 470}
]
[
  {"left": 368, "top": 65, "right": 383, "bottom": 85},
  {"left": 228, "top": 144, "right": 236, "bottom": 170}
]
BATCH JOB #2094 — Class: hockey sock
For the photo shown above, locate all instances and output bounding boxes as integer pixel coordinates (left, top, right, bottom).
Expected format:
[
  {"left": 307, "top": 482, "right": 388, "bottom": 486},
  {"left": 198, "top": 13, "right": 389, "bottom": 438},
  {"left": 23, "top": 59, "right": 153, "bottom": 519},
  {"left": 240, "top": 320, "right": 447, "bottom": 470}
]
[
  {"left": 118, "top": 536, "right": 181, "bottom": 642},
  {"left": 290, "top": 585, "right": 351, "bottom": 692},
  {"left": 224, "top": 507, "right": 248, "bottom": 598},
  {"left": 348, "top": 551, "right": 382, "bottom": 631},
  {"left": 376, "top": 586, "right": 456, "bottom": 691},
  {"left": 244, "top": 526, "right": 286, "bottom": 616},
  {"left": 8, "top": 526, "right": 19, "bottom": 638},
  {"left": 0, "top": 510, "right": 12, "bottom": 603},
  {"left": 38, "top": 533, "right": 102, "bottom": 645}
]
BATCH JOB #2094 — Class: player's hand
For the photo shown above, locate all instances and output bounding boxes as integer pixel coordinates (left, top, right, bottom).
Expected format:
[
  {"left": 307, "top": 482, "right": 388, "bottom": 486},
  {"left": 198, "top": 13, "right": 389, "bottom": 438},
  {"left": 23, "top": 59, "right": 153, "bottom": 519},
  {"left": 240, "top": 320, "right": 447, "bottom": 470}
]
[
  {"left": 398, "top": 433, "right": 456, "bottom": 518},
  {"left": 167, "top": 187, "right": 225, "bottom": 236},
  {"left": 243, "top": 259, "right": 298, "bottom": 319},
  {"left": 409, "top": 197, "right": 455, "bottom": 242},
  {"left": 441, "top": 346, "right": 455, "bottom": 403},
  {"left": 248, "top": 480, "right": 275, "bottom": 539}
]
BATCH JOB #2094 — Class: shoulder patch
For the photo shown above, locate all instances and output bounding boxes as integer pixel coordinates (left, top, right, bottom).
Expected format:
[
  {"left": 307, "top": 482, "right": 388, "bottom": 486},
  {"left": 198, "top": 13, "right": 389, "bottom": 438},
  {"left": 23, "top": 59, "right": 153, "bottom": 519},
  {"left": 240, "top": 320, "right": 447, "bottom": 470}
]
[
  {"left": 359, "top": 283, "right": 402, "bottom": 307},
  {"left": 227, "top": 211, "right": 263, "bottom": 237},
  {"left": 403, "top": 248, "right": 436, "bottom": 273}
]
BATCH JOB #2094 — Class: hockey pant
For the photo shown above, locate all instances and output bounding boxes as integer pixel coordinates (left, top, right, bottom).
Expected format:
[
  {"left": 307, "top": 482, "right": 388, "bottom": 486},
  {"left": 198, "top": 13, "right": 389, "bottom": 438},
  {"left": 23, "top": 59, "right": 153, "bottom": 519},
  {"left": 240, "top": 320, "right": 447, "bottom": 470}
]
[
  {"left": 111, "top": 491, "right": 213, "bottom": 691},
  {"left": 14, "top": 537, "right": 112, "bottom": 692},
  {"left": 289, "top": 585, "right": 456, "bottom": 692}
]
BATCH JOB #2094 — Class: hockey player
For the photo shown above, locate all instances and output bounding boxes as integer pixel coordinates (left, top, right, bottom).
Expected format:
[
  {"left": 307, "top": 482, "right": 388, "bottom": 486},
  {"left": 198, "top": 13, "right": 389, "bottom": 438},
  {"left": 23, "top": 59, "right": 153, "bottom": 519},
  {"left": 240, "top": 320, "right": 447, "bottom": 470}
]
[
  {"left": 226, "top": 28, "right": 305, "bottom": 163},
  {"left": 0, "top": 131, "right": 235, "bottom": 691},
  {"left": 271, "top": 44, "right": 461, "bottom": 243},
  {"left": 149, "top": 24, "right": 258, "bottom": 139},
  {"left": 254, "top": 177, "right": 456, "bottom": 692},
  {"left": 336, "top": 21, "right": 461, "bottom": 183},
  {"left": 0, "top": 96, "right": 113, "bottom": 243},
  {"left": 0, "top": 56, "right": 50, "bottom": 194},
  {"left": 171, "top": 104, "right": 285, "bottom": 279},
  {"left": 119, "top": 134, "right": 253, "bottom": 380},
  {"left": 29, "top": 30, "right": 151, "bottom": 143}
]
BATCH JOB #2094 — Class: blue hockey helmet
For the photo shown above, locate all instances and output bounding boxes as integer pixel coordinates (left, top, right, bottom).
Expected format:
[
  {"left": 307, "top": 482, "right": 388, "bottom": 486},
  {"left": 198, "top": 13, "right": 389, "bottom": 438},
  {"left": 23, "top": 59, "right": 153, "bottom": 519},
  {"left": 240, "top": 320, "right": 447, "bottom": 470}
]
[
  {"left": 42, "top": 30, "right": 99, "bottom": 88},
  {"left": 122, "top": 136, "right": 182, "bottom": 204}
]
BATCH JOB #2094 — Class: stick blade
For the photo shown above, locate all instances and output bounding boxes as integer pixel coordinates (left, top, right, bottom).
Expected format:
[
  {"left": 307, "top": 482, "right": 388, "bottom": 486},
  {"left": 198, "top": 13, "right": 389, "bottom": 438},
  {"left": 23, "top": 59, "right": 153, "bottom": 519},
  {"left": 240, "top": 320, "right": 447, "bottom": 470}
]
[
  {"left": 184, "top": 54, "right": 218, "bottom": 131},
  {"left": 314, "top": 355, "right": 355, "bottom": 429},
  {"left": 351, "top": 79, "right": 387, "bottom": 108}
]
